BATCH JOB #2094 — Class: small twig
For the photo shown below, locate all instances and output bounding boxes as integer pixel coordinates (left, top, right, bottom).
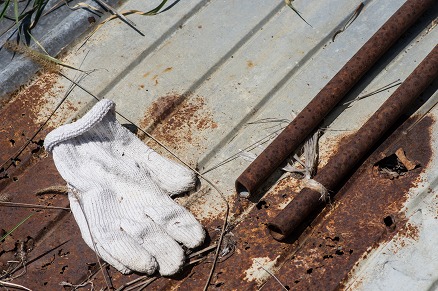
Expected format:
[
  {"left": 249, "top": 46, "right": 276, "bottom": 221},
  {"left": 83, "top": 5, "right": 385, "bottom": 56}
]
[
  {"left": 0, "top": 280, "right": 32, "bottom": 291},
  {"left": 93, "top": 0, "right": 136, "bottom": 27},
  {"left": 188, "top": 244, "right": 217, "bottom": 259},
  {"left": 284, "top": 0, "right": 312, "bottom": 27},
  {"left": 332, "top": 2, "right": 364, "bottom": 42},
  {"left": 0, "top": 201, "right": 70, "bottom": 210},
  {"left": 115, "top": 275, "right": 149, "bottom": 291},
  {"left": 59, "top": 280, "right": 93, "bottom": 289},
  {"left": 138, "top": 278, "right": 158, "bottom": 291},
  {"left": 343, "top": 79, "right": 402, "bottom": 105},
  {"left": 125, "top": 277, "right": 157, "bottom": 291},
  {"left": 255, "top": 260, "right": 288, "bottom": 291},
  {"left": 201, "top": 126, "right": 285, "bottom": 174}
]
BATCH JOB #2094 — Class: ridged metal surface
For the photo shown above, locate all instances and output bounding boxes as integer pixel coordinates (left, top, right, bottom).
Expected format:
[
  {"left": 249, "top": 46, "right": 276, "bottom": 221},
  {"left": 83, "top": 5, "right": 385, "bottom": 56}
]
[
  {"left": 268, "top": 45, "right": 438, "bottom": 241},
  {"left": 1, "top": 0, "right": 437, "bottom": 290},
  {"left": 235, "top": 0, "right": 436, "bottom": 198}
]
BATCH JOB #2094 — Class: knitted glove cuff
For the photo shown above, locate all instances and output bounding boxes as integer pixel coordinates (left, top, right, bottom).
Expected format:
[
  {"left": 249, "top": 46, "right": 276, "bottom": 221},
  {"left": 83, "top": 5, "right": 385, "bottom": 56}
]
[{"left": 44, "top": 99, "right": 115, "bottom": 152}]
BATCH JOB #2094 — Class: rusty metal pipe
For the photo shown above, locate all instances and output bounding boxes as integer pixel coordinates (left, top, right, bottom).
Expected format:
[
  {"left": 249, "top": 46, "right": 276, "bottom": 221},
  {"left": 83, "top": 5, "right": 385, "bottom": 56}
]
[
  {"left": 235, "top": 0, "right": 435, "bottom": 198},
  {"left": 268, "top": 45, "right": 438, "bottom": 241}
]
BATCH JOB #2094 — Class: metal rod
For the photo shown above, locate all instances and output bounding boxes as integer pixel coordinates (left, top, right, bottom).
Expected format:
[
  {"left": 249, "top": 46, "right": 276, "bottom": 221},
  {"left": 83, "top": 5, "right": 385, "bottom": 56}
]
[
  {"left": 235, "top": 0, "right": 435, "bottom": 198},
  {"left": 268, "top": 45, "right": 438, "bottom": 241}
]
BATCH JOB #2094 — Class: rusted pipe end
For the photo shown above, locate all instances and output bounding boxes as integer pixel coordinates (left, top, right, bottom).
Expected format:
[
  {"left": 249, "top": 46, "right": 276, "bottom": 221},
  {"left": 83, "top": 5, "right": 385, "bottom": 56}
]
[
  {"left": 267, "top": 223, "right": 287, "bottom": 241},
  {"left": 268, "top": 188, "right": 323, "bottom": 241},
  {"left": 235, "top": 180, "right": 250, "bottom": 198}
]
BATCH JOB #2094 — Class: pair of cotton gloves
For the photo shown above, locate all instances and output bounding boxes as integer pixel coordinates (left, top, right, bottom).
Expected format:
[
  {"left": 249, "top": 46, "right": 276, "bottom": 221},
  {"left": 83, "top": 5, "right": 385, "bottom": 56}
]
[{"left": 44, "top": 99, "right": 205, "bottom": 276}]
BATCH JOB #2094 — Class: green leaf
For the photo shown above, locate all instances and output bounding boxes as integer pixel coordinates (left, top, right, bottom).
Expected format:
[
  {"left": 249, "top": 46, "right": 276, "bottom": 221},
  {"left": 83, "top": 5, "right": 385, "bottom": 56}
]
[
  {"left": 0, "top": 0, "right": 11, "bottom": 21},
  {"left": 13, "top": 0, "right": 18, "bottom": 24}
]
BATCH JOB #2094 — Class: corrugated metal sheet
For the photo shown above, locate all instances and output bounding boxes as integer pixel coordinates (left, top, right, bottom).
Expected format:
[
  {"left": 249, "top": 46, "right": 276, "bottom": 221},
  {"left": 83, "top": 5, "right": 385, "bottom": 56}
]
[{"left": 1, "top": 0, "right": 437, "bottom": 289}]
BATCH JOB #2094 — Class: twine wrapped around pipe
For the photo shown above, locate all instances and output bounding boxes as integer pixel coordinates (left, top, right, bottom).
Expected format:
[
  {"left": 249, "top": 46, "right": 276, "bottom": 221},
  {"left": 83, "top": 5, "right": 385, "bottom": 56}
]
[
  {"left": 235, "top": 0, "right": 436, "bottom": 198},
  {"left": 268, "top": 45, "right": 438, "bottom": 241}
]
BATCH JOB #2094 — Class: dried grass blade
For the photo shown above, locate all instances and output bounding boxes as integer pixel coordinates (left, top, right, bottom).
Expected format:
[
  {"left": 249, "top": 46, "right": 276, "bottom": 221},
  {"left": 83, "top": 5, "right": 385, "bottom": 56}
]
[
  {"left": 284, "top": 0, "right": 312, "bottom": 27},
  {"left": 4, "top": 40, "right": 85, "bottom": 72},
  {"left": 0, "top": 201, "right": 70, "bottom": 210},
  {"left": 332, "top": 2, "right": 364, "bottom": 41},
  {"left": 65, "top": 1, "right": 101, "bottom": 14},
  {"left": 80, "top": 0, "right": 167, "bottom": 47},
  {"left": 93, "top": 0, "right": 135, "bottom": 26},
  {"left": 0, "top": 280, "right": 32, "bottom": 291}
]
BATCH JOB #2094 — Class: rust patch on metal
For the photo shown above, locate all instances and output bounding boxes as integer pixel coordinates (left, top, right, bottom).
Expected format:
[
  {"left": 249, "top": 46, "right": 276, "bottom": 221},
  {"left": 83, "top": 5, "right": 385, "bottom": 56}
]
[
  {"left": 141, "top": 94, "right": 184, "bottom": 130},
  {"left": 0, "top": 72, "right": 60, "bottom": 190},
  {"left": 144, "top": 95, "right": 218, "bottom": 152},
  {"left": 261, "top": 116, "right": 434, "bottom": 291},
  {"left": 147, "top": 176, "right": 307, "bottom": 290}
]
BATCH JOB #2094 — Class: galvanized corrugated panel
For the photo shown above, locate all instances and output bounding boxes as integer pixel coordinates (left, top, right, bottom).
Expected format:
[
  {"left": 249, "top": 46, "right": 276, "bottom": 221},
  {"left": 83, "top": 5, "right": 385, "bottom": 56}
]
[
  {"left": 0, "top": 0, "right": 119, "bottom": 99},
  {"left": 1, "top": 0, "right": 437, "bottom": 289}
]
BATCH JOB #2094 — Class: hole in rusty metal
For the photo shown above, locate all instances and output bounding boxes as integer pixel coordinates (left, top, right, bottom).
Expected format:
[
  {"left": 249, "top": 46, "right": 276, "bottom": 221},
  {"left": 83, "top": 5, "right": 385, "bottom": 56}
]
[
  {"left": 285, "top": 285, "right": 290, "bottom": 290},
  {"left": 11, "top": 158, "right": 21, "bottom": 167},
  {"left": 335, "top": 249, "right": 344, "bottom": 256},
  {"left": 323, "top": 254, "right": 333, "bottom": 260},
  {"left": 60, "top": 265, "right": 68, "bottom": 274},
  {"left": 9, "top": 139, "right": 15, "bottom": 146},
  {"left": 12, "top": 177, "right": 18, "bottom": 182},
  {"left": 294, "top": 280, "right": 300, "bottom": 284},
  {"left": 87, "top": 262, "right": 97, "bottom": 271},
  {"left": 349, "top": 249, "right": 353, "bottom": 254},
  {"left": 326, "top": 236, "right": 340, "bottom": 242},
  {"left": 256, "top": 200, "right": 268, "bottom": 210},
  {"left": 383, "top": 216, "right": 394, "bottom": 226},
  {"left": 215, "top": 282, "right": 224, "bottom": 287},
  {"left": 31, "top": 146, "right": 41, "bottom": 154},
  {"left": 374, "top": 154, "right": 408, "bottom": 179},
  {"left": 306, "top": 268, "right": 313, "bottom": 274},
  {"left": 383, "top": 215, "right": 395, "bottom": 228},
  {"left": 58, "top": 249, "right": 70, "bottom": 257}
]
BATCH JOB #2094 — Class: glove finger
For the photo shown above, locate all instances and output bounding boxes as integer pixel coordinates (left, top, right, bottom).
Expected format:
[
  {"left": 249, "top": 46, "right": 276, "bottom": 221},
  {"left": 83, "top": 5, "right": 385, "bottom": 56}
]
[
  {"left": 145, "top": 201, "right": 206, "bottom": 249},
  {"left": 94, "top": 242, "right": 132, "bottom": 274},
  {"left": 94, "top": 228, "right": 159, "bottom": 275},
  {"left": 143, "top": 150, "right": 196, "bottom": 195},
  {"left": 121, "top": 219, "right": 186, "bottom": 276}
]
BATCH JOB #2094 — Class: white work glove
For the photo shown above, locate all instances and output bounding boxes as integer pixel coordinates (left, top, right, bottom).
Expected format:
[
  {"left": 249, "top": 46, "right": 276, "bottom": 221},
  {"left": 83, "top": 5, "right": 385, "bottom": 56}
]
[{"left": 44, "top": 99, "right": 205, "bottom": 276}]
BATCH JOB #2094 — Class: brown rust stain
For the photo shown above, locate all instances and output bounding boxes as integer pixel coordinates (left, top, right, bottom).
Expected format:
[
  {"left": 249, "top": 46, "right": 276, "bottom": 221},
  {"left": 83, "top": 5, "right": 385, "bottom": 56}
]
[
  {"left": 141, "top": 94, "right": 184, "bottom": 130},
  {"left": 0, "top": 72, "right": 60, "bottom": 189},
  {"left": 163, "top": 67, "right": 173, "bottom": 73},
  {"left": 247, "top": 60, "right": 254, "bottom": 68},
  {"left": 142, "top": 95, "right": 218, "bottom": 152},
  {"left": 261, "top": 116, "right": 434, "bottom": 291},
  {"left": 148, "top": 176, "right": 307, "bottom": 290}
]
